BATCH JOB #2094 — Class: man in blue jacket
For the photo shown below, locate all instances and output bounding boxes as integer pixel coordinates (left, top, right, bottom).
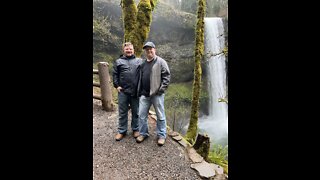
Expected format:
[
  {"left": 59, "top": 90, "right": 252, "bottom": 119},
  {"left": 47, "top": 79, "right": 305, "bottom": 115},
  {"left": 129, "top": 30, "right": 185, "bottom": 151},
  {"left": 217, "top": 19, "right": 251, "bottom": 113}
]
[{"left": 113, "top": 42, "right": 141, "bottom": 141}]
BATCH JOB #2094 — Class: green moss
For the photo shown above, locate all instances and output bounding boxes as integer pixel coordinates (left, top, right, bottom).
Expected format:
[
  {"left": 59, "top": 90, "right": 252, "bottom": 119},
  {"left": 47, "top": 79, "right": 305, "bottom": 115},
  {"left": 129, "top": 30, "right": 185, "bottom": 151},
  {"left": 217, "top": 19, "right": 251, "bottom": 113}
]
[
  {"left": 121, "top": 0, "right": 158, "bottom": 57},
  {"left": 131, "top": 0, "right": 152, "bottom": 57},
  {"left": 150, "top": 0, "right": 158, "bottom": 10},
  {"left": 122, "top": 0, "right": 137, "bottom": 42}
]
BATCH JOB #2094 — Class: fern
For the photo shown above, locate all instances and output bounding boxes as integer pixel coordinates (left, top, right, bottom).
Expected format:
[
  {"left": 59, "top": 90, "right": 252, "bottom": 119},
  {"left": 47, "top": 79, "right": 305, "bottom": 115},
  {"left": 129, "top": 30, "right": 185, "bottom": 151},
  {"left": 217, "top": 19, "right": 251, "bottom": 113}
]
[{"left": 208, "top": 144, "right": 228, "bottom": 174}]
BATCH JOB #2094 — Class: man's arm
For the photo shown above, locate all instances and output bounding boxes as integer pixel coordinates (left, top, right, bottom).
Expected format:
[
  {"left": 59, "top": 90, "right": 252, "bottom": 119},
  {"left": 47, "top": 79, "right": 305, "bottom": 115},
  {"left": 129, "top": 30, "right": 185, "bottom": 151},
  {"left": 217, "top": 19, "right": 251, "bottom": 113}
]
[{"left": 159, "top": 60, "right": 171, "bottom": 93}]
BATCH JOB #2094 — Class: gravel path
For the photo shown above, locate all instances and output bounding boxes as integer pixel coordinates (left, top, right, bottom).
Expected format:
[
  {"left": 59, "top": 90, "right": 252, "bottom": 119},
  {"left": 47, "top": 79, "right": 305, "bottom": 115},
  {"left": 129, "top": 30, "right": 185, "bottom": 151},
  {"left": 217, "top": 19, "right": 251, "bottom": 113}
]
[{"left": 93, "top": 99, "right": 202, "bottom": 180}]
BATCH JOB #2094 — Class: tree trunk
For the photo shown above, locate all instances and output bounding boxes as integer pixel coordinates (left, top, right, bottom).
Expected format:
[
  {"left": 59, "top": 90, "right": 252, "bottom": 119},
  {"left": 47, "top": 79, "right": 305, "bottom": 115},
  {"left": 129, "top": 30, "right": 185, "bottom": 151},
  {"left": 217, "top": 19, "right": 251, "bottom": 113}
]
[
  {"left": 121, "top": 0, "right": 158, "bottom": 57},
  {"left": 193, "top": 133, "right": 210, "bottom": 161},
  {"left": 98, "top": 62, "right": 115, "bottom": 111},
  {"left": 121, "top": 0, "right": 137, "bottom": 43},
  {"left": 130, "top": 0, "right": 153, "bottom": 57},
  {"left": 185, "top": 0, "right": 206, "bottom": 145}
]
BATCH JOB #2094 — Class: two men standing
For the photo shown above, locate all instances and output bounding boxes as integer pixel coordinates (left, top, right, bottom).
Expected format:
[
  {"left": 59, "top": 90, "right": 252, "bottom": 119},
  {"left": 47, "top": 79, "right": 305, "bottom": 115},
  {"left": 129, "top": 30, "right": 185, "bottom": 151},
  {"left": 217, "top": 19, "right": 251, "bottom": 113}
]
[{"left": 112, "top": 41, "right": 170, "bottom": 146}]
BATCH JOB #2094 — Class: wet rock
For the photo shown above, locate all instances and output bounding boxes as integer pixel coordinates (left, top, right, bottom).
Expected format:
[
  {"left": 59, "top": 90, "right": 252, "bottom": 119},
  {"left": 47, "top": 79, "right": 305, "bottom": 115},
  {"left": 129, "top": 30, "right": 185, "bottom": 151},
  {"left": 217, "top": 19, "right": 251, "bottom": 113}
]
[{"left": 191, "top": 161, "right": 216, "bottom": 179}]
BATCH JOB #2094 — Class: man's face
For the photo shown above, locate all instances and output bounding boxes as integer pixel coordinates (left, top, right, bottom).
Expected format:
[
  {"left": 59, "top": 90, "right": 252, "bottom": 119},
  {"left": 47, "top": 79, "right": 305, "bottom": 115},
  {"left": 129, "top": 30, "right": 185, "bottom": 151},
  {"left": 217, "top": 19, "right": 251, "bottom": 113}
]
[
  {"left": 123, "top": 45, "right": 134, "bottom": 57},
  {"left": 144, "top": 47, "right": 156, "bottom": 59}
]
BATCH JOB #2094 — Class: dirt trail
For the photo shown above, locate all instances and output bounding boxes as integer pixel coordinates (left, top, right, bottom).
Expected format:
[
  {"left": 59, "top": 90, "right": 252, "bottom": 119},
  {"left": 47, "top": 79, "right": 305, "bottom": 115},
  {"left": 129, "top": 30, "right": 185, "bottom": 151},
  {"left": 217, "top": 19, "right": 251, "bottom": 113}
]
[{"left": 93, "top": 99, "right": 201, "bottom": 180}]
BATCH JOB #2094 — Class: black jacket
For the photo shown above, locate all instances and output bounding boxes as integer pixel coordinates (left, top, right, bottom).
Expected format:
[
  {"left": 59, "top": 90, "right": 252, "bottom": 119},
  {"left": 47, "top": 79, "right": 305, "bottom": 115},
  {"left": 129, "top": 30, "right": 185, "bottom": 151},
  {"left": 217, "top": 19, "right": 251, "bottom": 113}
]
[{"left": 112, "top": 55, "right": 142, "bottom": 96}]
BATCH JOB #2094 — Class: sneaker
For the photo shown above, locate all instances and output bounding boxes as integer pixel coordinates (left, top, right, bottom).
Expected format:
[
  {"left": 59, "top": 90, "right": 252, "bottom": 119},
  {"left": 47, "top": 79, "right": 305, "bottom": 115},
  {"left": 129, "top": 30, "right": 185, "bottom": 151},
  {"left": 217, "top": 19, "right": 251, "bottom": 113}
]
[
  {"left": 115, "top": 133, "right": 126, "bottom": 141},
  {"left": 136, "top": 135, "right": 147, "bottom": 143},
  {"left": 157, "top": 138, "right": 165, "bottom": 146},
  {"left": 133, "top": 131, "right": 140, "bottom": 138}
]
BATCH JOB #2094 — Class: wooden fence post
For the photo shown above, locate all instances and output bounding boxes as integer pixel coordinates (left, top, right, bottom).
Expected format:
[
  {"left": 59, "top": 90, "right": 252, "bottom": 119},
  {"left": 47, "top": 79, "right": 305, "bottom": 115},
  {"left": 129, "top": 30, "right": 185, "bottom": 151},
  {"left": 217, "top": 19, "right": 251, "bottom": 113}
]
[{"left": 97, "top": 62, "right": 114, "bottom": 111}]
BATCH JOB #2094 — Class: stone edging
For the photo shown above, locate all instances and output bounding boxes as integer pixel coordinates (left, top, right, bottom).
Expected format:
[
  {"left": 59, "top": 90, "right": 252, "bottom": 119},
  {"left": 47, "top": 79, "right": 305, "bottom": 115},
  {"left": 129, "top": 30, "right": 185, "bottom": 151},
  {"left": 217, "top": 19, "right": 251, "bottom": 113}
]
[{"left": 148, "top": 111, "right": 227, "bottom": 179}]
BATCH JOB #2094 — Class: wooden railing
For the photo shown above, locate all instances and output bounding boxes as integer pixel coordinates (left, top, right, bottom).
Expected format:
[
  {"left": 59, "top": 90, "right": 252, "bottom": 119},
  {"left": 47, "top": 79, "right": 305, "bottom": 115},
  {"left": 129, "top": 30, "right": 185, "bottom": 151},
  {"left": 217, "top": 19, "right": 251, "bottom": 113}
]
[{"left": 93, "top": 62, "right": 115, "bottom": 111}]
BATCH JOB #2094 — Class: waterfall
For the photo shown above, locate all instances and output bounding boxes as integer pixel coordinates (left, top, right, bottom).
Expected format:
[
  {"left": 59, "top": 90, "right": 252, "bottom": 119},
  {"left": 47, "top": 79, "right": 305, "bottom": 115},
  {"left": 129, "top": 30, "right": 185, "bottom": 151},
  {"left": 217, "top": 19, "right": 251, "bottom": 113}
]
[
  {"left": 178, "top": 0, "right": 182, "bottom": 10},
  {"left": 199, "top": 17, "right": 228, "bottom": 147}
]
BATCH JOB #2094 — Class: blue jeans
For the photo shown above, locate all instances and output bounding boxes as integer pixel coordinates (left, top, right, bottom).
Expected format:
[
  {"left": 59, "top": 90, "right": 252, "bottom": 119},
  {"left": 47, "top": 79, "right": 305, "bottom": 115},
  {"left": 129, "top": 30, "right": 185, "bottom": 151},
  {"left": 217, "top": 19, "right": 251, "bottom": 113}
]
[
  {"left": 118, "top": 92, "right": 139, "bottom": 134},
  {"left": 138, "top": 94, "right": 167, "bottom": 138}
]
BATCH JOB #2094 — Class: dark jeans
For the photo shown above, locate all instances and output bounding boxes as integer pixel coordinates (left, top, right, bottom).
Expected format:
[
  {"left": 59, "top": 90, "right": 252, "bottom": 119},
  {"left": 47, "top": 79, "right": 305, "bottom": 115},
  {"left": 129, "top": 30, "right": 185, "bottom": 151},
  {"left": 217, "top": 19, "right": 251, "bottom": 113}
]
[{"left": 118, "top": 92, "right": 139, "bottom": 134}]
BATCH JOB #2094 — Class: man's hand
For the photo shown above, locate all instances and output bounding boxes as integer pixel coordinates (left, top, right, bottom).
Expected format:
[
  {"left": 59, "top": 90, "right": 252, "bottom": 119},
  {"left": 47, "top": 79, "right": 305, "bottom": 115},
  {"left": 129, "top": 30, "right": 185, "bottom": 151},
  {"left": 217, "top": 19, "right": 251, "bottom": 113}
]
[{"left": 117, "top": 86, "right": 123, "bottom": 93}]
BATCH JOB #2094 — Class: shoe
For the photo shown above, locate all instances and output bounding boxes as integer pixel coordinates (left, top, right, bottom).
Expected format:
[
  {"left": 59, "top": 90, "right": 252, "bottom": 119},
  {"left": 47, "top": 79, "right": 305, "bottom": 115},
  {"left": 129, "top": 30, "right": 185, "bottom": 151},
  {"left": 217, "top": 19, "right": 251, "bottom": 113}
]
[
  {"left": 133, "top": 131, "right": 140, "bottom": 138},
  {"left": 157, "top": 138, "right": 165, "bottom": 146},
  {"left": 136, "top": 135, "right": 147, "bottom": 143},
  {"left": 115, "top": 133, "right": 126, "bottom": 141}
]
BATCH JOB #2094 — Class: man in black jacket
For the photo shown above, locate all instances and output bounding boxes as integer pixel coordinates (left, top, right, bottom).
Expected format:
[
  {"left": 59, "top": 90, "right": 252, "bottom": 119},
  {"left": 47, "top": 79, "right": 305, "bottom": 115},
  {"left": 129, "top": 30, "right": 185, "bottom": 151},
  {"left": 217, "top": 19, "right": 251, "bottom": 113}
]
[{"left": 113, "top": 42, "right": 142, "bottom": 141}]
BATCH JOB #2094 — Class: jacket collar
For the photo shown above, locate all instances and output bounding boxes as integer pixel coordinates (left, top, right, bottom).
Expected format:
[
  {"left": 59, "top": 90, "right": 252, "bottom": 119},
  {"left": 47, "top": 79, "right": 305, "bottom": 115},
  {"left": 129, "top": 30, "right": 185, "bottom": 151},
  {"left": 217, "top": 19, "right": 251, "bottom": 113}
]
[{"left": 120, "top": 54, "right": 136, "bottom": 59}]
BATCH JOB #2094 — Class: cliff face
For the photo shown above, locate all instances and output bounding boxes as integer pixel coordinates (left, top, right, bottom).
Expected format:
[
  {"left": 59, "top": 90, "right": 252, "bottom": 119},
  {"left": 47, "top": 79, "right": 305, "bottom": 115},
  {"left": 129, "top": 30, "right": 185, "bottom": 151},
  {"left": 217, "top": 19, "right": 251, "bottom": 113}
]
[
  {"left": 148, "top": 2, "right": 197, "bottom": 82},
  {"left": 93, "top": 0, "right": 197, "bottom": 82},
  {"left": 93, "top": 0, "right": 228, "bottom": 83}
]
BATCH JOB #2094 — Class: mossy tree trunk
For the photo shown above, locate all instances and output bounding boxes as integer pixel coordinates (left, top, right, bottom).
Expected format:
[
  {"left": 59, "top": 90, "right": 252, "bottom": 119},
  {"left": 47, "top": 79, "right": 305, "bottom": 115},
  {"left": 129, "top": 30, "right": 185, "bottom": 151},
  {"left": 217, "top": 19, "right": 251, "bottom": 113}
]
[
  {"left": 121, "top": 0, "right": 158, "bottom": 57},
  {"left": 193, "top": 133, "right": 210, "bottom": 161},
  {"left": 121, "top": 0, "right": 137, "bottom": 42},
  {"left": 131, "top": 0, "right": 152, "bottom": 57},
  {"left": 185, "top": 0, "right": 206, "bottom": 145}
]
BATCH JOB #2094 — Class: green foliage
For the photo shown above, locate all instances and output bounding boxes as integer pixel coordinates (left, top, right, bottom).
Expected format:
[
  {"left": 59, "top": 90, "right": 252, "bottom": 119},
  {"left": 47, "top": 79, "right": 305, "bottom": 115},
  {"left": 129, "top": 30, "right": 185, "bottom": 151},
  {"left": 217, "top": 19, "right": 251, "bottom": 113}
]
[
  {"left": 165, "top": 83, "right": 192, "bottom": 130},
  {"left": 170, "top": 60, "right": 195, "bottom": 83},
  {"left": 165, "top": 82, "right": 209, "bottom": 133},
  {"left": 208, "top": 144, "right": 228, "bottom": 174},
  {"left": 93, "top": 16, "right": 113, "bottom": 53},
  {"left": 165, "top": 83, "right": 193, "bottom": 105},
  {"left": 93, "top": 2, "right": 122, "bottom": 57},
  {"left": 166, "top": 105, "right": 190, "bottom": 133},
  {"left": 165, "top": 83, "right": 191, "bottom": 132},
  {"left": 93, "top": 52, "right": 113, "bottom": 63},
  {"left": 93, "top": 17, "right": 111, "bottom": 40}
]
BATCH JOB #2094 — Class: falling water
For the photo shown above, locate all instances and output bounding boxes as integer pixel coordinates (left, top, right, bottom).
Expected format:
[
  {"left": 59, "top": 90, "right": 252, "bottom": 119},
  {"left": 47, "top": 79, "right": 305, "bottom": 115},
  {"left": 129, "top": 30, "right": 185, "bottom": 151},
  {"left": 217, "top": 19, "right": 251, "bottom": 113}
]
[
  {"left": 178, "top": 0, "right": 182, "bottom": 10},
  {"left": 199, "top": 17, "right": 228, "bottom": 147}
]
